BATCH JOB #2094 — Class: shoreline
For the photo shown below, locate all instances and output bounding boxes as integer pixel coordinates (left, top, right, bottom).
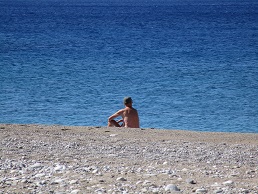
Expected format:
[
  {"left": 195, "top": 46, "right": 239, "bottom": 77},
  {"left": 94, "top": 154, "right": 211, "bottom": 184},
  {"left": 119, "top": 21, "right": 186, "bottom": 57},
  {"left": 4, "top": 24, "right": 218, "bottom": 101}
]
[
  {"left": 2, "top": 122, "right": 258, "bottom": 134},
  {"left": 1, "top": 124, "right": 257, "bottom": 193}
]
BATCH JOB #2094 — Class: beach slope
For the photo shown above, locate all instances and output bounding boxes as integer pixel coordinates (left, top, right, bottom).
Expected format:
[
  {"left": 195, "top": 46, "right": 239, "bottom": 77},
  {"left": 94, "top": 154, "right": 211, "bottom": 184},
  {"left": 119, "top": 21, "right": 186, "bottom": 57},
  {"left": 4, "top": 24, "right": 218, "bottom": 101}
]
[{"left": 0, "top": 124, "right": 257, "bottom": 193}]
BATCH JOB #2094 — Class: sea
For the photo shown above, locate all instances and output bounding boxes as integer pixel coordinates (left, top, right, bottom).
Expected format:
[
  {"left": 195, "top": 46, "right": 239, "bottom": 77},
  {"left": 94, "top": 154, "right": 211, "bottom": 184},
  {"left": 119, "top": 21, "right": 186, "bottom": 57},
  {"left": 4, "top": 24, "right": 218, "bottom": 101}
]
[{"left": 0, "top": 0, "right": 257, "bottom": 133}]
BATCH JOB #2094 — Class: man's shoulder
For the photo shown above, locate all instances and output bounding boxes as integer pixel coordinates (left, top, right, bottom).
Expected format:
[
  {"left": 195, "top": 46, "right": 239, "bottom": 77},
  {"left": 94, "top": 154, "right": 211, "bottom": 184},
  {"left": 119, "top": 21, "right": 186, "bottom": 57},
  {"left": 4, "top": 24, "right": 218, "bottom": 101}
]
[
  {"left": 131, "top": 107, "right": 137, "bottom": 111},
  {"left": 118, "top": 108, "right": 126, "bottom": 113},
  {"left": 125, "top": 107, "right": 138, "bottom": 113}
]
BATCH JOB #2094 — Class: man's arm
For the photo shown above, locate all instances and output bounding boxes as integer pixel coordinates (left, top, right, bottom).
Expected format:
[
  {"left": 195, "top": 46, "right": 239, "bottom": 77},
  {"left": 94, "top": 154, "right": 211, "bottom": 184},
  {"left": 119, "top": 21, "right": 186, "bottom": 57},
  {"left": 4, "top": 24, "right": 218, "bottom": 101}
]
[{"left": 108, "top": 109, "right": 124, "bottom": 122}]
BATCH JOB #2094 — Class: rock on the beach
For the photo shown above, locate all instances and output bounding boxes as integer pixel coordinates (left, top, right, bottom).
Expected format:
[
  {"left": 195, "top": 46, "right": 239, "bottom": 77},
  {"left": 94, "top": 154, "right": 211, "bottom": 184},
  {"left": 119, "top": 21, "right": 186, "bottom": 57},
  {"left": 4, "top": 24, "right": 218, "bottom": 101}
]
[
  {"left": 214, "top": 188, "right": 224, "bottom": 193},
  {"left": 152, "top": 187, "right": 160, "bottom": 193},
  {"left": 30, "top": 163, "right": 43, "bottom": 169},
  {"left": 109, "top": 134, "right": 118, "bottom": 137},
  {"left": 92, "top": 169, "right": 98, "bottom": 174},
  {"left": 54, "top": 164, "right": 66, "bottom": 171},
  {"left": 34, "top": 173, "right": 46, "bottom": 178},
  {"left": 71, "top": 189, "right": 80, "bottom": 194},
  {"left": 195, "top": 188, "right": 208, "bottom": 193},
  {"left": 165, "top": 184, "right": 180, "bottom": 192},
  {"left": 51, "top": 179, "right": 64, "bottom": 184},
  {"left": 136, "top": 181, "right": 143, "bottom": 185},
  {"left": 116, "top": 177, "right": 127, "bottom": 181},
  {"left": 69, "top": 180, "right": 78, "bottom": 184},
  {"left": 143, "top": 180, "right": 151, "bottom": 185},
  {"left": 223, "top": 180, "right": 234, "bottom": 186},
  {"left": 186, "top": 178, "right": 196, "bottom": 184}
]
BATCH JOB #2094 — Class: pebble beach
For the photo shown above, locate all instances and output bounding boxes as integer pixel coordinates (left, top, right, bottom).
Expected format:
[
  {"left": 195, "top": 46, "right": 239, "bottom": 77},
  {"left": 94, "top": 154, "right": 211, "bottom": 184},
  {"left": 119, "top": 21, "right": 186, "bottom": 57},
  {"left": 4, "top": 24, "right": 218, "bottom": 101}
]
[{"left": 0, "top": 124, "right": 257, "bottom": 193}]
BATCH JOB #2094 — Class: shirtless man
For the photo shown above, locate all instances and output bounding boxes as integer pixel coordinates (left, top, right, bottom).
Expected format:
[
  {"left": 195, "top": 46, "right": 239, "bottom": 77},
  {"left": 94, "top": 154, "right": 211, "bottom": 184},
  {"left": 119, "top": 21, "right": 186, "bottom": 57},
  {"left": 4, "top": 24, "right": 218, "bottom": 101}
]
[{"left": 108, "top": 97, "right": 140, "bottom": 128}]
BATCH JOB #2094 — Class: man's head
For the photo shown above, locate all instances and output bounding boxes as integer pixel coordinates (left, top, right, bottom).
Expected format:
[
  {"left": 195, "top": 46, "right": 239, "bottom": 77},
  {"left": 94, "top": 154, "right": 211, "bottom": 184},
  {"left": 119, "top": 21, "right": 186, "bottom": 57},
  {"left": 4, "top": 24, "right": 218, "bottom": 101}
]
[{"left": 124, "top": 97, "right": 133, "bottom": 105}]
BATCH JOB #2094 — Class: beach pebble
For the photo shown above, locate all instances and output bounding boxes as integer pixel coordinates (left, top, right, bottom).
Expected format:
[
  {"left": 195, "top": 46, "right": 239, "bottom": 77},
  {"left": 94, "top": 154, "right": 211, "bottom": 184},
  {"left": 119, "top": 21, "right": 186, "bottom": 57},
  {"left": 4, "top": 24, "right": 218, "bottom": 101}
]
[
  {"left": 164, "top": 169, "right": 174, "bottom": 174},
  {"left": 116, "top": 177, "right": 127, "bottom": 181},
  {"left": 136, "top": 181, "right": 143, "bottom": 185},
  {"left": 54, "top": 165, "right": 65, "bottom": 171},
  {"left": 51, "top": 179, "right": 64, "bottom": 184},
  {"left": 21, "top": 179, "right": 28, "bottom": 184},
  {"left": 71, "top": 189, "right": 80, "bottom": 194},
  {"left": 92, "top": 169, "right": 98, "bottom": 174},
  {"left": 30, "top": 163, "right": 43, "bottom": 169},
  {"left": 34, "top": 173, "right": 45, "bottom": 178},
  {"left": 214, "top": 188, "right": 224, "bottom": 193},
  {"left": 241, "top": 189, "right": 250, "bottom": 193},
  {"left": 177, "top": 177, "right": 183, "bottom": 181},
  {"left": 143, "top": 180, "right": 151, "bottom": 185},
  {"left": 223, "top": 180, "right": 234, "bottom": 186},
  {"left": 141, "top": 188, "right": 148, "bottom": 192},
  {"left": 95, "top": 188, "right": 106, "bottom": 193},
  {"left": 210, "top": 182, "right": 220, "bottom": 187},
  {"left": 195, "top": 188, "right": 208, "bottom": 193},
  {"left": 165, "top": 184, "right": 180, "bottom": 192},
  {"left": 182, "top": 168, "right": 188, "bottom": 172},
  {"left": 152, "top": 188, "right": 160, "bottom": 193},
  {"left": 10, "top": 169, "right": 18, "bottom": 173},
  {"left": 246, "top": 170, "right": 255, "bottom": 174},
  {"left": 35, "top": 180, "right": 45, "bottom": 186},
  {"left": 186, "top": 178, "right": 196, "bottom": 184},
  {"left": 69, "top": 180, "right": 78, "bottom": 184}
]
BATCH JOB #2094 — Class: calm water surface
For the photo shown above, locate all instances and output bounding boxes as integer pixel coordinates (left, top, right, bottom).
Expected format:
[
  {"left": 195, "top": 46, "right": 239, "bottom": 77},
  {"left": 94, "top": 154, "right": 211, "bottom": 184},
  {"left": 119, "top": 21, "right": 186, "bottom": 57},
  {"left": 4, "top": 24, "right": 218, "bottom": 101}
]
[{"left": 0, "top": 0, "right": 257, "bottom": 132}]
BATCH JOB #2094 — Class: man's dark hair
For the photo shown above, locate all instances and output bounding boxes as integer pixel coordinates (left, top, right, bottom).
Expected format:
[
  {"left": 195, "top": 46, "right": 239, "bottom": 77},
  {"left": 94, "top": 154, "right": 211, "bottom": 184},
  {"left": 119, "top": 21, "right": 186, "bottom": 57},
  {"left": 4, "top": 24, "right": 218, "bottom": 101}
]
[{"left": 124, "top": 97, "right": 132, "bottom": 104}]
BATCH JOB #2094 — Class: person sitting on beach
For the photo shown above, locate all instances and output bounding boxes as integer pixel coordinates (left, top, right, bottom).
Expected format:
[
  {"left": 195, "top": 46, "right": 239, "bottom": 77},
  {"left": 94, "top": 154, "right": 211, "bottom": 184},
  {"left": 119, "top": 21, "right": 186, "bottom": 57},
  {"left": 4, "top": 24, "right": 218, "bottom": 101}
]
[{"left": 108, "top": 97, "right": 140, "bottom": 128}]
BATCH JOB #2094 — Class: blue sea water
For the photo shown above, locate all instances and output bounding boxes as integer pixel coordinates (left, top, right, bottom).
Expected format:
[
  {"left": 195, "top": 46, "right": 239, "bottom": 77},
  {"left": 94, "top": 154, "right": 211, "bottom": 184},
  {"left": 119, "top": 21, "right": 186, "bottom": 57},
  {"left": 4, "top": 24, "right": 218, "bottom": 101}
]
[{"left": 0, "top": 0, "right": 257, "bottom": 133}]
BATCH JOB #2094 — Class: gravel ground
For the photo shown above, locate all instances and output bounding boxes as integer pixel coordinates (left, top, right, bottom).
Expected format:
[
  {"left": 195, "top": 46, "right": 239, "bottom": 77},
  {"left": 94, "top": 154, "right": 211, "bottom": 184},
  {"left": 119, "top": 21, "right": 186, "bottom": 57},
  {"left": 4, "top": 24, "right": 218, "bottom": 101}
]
[{"left": 0, "top": 124, "right": 257, "bottom": 193}]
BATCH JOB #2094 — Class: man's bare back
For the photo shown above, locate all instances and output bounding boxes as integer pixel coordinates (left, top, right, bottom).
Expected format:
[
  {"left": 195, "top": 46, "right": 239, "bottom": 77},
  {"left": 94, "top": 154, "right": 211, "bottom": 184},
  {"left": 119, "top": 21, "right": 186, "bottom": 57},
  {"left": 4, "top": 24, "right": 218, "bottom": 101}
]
[{"left": 108, "top": 97, "right": 140, "bottom": 128}]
